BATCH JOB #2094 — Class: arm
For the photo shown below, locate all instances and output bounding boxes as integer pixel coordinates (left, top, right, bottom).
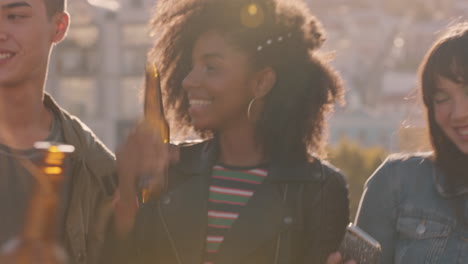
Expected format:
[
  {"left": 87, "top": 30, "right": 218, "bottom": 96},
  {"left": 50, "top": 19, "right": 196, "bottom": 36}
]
[
  {"left": 355, "top": 160, "right": 398, "bottom": 264},
  {"left": 100, "top": 124, "right": 176, "bottom": 264},
  {"left": 303, "top": 168, "right": 350, "bottom": 264}
]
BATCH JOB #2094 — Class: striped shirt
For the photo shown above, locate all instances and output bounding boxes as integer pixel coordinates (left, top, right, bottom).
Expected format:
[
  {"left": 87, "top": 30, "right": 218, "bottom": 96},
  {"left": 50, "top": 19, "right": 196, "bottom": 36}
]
[{"left": 203, "top": 164, "right": 268, "bottom": 264}]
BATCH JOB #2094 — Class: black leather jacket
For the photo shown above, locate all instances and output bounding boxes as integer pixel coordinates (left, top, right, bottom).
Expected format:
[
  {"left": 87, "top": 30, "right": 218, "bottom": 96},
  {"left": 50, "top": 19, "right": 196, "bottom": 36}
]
[{"left": 103, "top": 139, "right": 349, "bottom": 264}]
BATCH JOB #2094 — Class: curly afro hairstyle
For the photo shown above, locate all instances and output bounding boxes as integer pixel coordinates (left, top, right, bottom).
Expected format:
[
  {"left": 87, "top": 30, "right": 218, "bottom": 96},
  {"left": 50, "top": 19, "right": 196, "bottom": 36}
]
[{"left": 149, "top": 0, "right": 344, "bottom": 164}]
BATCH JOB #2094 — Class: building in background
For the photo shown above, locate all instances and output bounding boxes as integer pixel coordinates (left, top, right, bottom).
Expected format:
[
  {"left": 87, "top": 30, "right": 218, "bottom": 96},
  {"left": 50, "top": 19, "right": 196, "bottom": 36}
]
[
  {"left": 309, "top": 0, "right": 463, "bottom": 151},
  {"left": 47, "top": 0, "right": 465, "bottom": 151},
  {"left": 47, "top": 0, "right": 154, "bottom": 150}
]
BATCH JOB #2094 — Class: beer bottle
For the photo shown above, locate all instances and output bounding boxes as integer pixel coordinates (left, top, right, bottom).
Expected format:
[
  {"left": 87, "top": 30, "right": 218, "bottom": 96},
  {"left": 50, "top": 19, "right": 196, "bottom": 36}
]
[
  {"left": 0, "top": 142, "right": 75, "bottom": 264},
  {"left": 140, "top": 62, "right": 170, "bottom": 204}
]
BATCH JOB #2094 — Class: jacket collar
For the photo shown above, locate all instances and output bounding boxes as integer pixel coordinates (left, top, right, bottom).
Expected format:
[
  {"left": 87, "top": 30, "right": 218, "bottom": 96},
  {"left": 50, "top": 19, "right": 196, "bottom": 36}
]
[
  {"left": 433, "top": 163, "right": 468, "bottom": 198},
  {"left": 43, "top": 93, "right": 82, "bottom": 159},
  {"left": 175, "top": 138, "right": 324, "bottom": 183},
  {"left": 44, "top": 93, "right": 115, "bottom": 185},
  {"left": 175, "top": 138, "right": 219, "bottom": 176}
]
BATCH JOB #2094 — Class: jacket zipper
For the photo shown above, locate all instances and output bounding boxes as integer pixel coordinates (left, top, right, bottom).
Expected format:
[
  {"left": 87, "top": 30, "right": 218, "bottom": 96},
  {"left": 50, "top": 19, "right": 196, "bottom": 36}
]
[
  {"left": 158, "top": 203, "right": 183, "bottom": 264},
  {"left": 274, "top": 184, "right": 289, "bottom": 264}
]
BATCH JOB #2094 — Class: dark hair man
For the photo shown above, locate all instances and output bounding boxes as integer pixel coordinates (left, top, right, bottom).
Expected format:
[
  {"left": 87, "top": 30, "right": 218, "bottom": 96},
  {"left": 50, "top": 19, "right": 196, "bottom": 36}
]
[{"left": 0, "top": 1, "right": 115, "bottom": 263}]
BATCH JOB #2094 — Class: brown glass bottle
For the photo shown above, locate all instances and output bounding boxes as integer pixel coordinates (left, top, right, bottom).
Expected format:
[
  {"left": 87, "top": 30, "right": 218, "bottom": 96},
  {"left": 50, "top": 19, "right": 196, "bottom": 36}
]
[
  {"left": 140, "top": 62, "right": 170, "bottom": 203},
  {"left": 0, "top": 142, "right": 75, "bottom": 264}
]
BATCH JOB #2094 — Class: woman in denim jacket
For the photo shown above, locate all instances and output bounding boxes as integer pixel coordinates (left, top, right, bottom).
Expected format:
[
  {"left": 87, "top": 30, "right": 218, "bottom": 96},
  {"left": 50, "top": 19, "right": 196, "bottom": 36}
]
[{"left": 355, "top": 23, "right": 468, "bottom": 264}]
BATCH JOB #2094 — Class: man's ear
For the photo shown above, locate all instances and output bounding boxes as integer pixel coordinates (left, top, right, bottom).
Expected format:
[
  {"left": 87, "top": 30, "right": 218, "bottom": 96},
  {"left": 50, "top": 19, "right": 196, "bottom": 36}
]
[
  {"left": 51, "top": 12, "right": 70, "bottom": 44},
  {"left": 252, "top": 67, "right": 276, "bottom": 99}
]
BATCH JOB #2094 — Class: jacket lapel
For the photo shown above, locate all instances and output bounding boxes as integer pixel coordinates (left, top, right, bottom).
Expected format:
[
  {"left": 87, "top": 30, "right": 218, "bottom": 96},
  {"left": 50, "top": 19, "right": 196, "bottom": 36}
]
[
  {"left": 215, "top": 179, "right": 288, "bottom": 264},
  {"left": 216, "top": 160, "right": 323, "bottom": 263},
  {"left": 46, "top": 93, "right": 116, "bottom": 261},
  {"left": 64, "top": 156, "right": 87, "bottom": 260},
  {"left": 46, "top": 94, "right": 88, "bottom": 260},
  {"left": 157, "top": 140, "right": 218, "bottom": 263},
  {"left": 157, "top": 171, "right": 210, "bottom": 264}
]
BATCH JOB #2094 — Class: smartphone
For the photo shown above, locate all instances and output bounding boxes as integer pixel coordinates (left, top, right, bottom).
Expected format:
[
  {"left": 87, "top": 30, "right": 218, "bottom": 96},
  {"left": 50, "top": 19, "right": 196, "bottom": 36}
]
[{"left": 338, "top": 223, "right": 382, "bottom": 264}]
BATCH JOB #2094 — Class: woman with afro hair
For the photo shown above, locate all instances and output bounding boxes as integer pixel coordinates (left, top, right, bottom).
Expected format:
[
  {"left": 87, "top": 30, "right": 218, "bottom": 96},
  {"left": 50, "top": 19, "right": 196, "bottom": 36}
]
[{"left": 104, "top": 0, "right": 350, "bottom": 263}]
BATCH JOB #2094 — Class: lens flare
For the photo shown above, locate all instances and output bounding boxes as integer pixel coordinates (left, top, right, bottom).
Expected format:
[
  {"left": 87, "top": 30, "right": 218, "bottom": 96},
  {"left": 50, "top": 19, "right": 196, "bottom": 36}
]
[
  {"left": 248, "top": 4, "right": 258, "bottom": 15},
  {"left": 240, "top": 2, "right": 264, "bottom": 28}
]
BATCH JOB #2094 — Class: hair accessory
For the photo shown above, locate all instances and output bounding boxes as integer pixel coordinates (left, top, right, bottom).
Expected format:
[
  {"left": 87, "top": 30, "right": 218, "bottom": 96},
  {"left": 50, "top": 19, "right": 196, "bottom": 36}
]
[{"left": 256, "top": 33, "right": 292, "bottom": 52}]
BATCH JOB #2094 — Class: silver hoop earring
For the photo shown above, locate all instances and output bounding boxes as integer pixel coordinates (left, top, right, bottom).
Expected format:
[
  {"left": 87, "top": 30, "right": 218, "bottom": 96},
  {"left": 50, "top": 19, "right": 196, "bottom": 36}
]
[{"left": 247, "top": 97, "right": 257, "bottom": 121}]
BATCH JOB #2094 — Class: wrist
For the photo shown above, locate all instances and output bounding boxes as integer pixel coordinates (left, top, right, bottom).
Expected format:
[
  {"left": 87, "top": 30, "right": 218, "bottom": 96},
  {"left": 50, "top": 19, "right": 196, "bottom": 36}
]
[
  {"left": 114, "top": 189, "right": 139, "bottom": 210},
  {"left": 113, "top": 190, "right": 139, "bottom": 239}
]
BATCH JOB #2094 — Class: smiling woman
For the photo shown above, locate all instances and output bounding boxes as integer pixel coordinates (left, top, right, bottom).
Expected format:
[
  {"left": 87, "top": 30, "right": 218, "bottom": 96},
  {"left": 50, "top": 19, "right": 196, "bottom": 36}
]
[
  {"left": 104, "top": 0, "right": 350, "bottom": 263},
  {"left": 353, "top": 22, "right": 468, "bottom": 264},
  {"left": 181, "top": 30, "right": 261, "bottom": 132},
  {"left": 152, "top": 0, "right": 344, "bottom": 163},
  {"left": 420, "top": 23, "right": 468, "bottom": 185}
]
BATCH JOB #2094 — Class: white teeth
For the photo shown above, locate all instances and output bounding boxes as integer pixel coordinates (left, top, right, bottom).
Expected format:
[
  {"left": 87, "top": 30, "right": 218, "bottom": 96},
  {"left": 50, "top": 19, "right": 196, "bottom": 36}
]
[
  {"left": 190, "top": 99, "right": 212, "bottom": 106},
  {"left": 0, "top": 53, "right": 13, "bottom": 59},
  {"left": 457, "top": 126, "right": 468, "bottom": 136},
  {"left": 459, "top": 129, "right": 468, "bottom": 136}
]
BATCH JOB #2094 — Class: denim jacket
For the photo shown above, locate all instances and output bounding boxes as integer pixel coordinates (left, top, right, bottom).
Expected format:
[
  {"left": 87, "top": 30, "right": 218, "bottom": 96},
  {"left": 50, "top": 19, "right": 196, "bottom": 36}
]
[{"left": 356, "top": 153, "right": 468, "bottom": 264}]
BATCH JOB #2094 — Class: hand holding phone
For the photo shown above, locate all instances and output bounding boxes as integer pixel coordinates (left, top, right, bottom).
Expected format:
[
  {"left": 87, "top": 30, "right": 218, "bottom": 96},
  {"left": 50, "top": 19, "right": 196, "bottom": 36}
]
[{"left": 338, "top": 223, "right": 381, "bottom": 264}]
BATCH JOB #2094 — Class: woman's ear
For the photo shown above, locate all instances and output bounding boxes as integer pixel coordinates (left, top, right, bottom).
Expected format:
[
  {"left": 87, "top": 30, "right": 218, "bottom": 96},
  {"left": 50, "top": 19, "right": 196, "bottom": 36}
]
[
  {"left": 252, "top": 67, "right": 276, "bottom": 98},
  {"left": 51, "top": 12, "right": 70, "bottom": 44}
]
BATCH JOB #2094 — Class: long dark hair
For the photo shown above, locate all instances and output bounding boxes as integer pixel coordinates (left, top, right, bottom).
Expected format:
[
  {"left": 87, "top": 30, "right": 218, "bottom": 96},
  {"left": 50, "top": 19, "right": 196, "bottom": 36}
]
[
  {"left": 419, "top": 22, "right": 468, "bottom": 187},
  {"left": 149, "top": 0, "right": 344, "bottom": 164}
]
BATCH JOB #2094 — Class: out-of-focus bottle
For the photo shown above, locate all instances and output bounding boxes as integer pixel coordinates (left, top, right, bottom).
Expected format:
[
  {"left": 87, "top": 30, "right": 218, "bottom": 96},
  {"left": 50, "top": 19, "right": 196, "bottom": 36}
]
[
  {"left": 0, "top": 142, "right": 75, "bottom": 264},
  {"left": 140, "top": 62, "right": 170, "bottom": 204}
]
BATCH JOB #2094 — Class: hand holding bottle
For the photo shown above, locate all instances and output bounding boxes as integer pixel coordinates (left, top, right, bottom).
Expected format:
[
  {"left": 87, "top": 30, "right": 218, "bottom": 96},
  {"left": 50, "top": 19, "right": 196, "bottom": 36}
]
[
  {"left": 0, "top": 142, "right": 74, "bottom": 264},
  {"left": 326, "top": 252, "right": 357, "bottom": 264},
  {"left": 116, "top": 122, "right": 170, "bottom": 201},
  {"left": 114, "top": 122, "right": 179, "bottom": 237},
  {"left": 114, "top": 60, "right": 176, "bottom": 237}
]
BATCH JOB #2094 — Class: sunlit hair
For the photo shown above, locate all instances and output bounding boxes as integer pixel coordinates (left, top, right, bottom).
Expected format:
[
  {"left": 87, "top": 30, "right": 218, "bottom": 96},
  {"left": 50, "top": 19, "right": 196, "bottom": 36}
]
[
  {"left": 419, "top": 22, "right": 468, "bottom": 187},
  {"left": 44, "top": 0, "right": 65, "bottom": 18},
  {"left": 149, "top": 0, "right": 344, "bottom": 164}
]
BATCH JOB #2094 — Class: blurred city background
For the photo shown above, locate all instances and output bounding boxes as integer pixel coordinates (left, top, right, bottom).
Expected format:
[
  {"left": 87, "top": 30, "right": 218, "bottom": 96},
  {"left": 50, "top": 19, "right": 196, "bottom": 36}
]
[{"left": 46, "top": 0, "right": 467, "bottom": 216}]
